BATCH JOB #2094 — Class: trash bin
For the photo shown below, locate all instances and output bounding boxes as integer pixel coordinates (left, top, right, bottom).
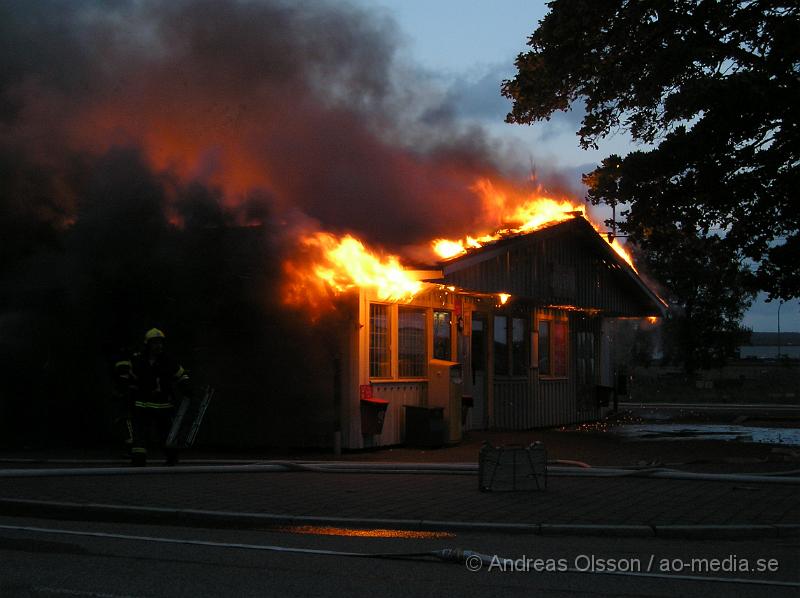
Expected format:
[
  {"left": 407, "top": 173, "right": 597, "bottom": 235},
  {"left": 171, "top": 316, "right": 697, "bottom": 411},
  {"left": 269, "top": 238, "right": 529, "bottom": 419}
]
[
  {"left": 404, "top": 405, "right": 444, "bottom": 447},
  {"left": 360, "top": 397, "right": 389, "bottom": 436}
]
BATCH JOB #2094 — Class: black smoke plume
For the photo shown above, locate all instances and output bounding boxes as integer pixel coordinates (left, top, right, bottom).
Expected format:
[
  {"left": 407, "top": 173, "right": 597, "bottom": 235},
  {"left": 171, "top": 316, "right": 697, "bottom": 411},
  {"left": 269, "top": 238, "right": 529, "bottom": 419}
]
[{"left": 0, "top": 0, "right": 548, "bottom": 448}]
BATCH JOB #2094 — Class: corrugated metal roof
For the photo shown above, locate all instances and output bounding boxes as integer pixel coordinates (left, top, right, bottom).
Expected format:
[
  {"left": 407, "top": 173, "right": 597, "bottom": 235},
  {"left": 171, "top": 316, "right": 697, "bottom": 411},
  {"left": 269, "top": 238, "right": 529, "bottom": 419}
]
[{"left": 440, "top": 217, "right": 667, "bottom": 317}]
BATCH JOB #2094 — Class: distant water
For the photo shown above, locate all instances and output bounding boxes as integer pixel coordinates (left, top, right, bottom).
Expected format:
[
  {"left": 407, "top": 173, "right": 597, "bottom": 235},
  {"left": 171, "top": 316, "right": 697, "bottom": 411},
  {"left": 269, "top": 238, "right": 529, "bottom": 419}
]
[
  {"left": 613, "top": 424, "right": 800, "bottom": 446},
  {"left": 739, "top": 345, "right": 800, "bottom": 359}
]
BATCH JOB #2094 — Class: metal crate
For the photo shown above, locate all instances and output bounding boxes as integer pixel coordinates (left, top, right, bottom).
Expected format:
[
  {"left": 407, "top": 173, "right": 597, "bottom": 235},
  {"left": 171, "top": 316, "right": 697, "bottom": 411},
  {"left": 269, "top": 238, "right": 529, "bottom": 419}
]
[{"left": 478, "top": 442, "right": 547, "bottom": 492}]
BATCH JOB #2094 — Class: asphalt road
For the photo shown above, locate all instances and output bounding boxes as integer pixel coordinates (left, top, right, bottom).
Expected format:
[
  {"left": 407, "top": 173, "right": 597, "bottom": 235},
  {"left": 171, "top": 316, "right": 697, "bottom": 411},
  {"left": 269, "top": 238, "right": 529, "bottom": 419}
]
[{"left": 0, "top": 515, "right": 797, "bottom": 597}]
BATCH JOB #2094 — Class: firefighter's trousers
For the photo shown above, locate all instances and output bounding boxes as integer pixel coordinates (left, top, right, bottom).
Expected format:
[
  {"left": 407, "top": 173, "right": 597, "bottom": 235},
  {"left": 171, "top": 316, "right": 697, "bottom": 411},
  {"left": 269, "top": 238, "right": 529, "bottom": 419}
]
[{"left": 131, "top": 404, "right": 178, "bottom": 466}]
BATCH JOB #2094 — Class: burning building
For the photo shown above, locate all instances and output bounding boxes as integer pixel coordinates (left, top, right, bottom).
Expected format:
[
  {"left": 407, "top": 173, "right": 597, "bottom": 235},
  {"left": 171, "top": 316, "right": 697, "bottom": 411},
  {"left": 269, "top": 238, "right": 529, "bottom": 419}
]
[
  {"left": 284, "top": 202, "right": 666, "bottom": 450},
  {"left": 0, "top": 1, "right": 665, "bottom": 450}
]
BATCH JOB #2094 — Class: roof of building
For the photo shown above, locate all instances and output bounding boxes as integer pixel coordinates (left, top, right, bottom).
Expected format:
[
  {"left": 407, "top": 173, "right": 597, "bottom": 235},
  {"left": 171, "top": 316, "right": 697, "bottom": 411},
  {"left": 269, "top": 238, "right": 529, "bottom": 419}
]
[{"left": 439, "top": 217, "right": 667, "bottom": 317}]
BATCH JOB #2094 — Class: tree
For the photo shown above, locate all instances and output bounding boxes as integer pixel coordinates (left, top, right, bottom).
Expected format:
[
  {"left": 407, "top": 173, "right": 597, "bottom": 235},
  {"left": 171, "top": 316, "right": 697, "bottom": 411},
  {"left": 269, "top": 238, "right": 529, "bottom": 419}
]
[
  {"left": 587, "top": 153, "right": 756, "bottom": 372},
  {"left": 502, "top": 0, "right": 799, "bottom": 301},
  {"left": 634, "top": 228, "right": 754, "bottom": 372}
]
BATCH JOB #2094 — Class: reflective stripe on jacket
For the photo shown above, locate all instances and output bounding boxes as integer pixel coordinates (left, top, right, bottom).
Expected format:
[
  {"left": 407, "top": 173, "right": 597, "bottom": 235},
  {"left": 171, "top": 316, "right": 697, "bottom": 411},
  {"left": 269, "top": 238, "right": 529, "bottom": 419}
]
[{"left": 129, "top": 353, "right": 189, "bottom": 409}]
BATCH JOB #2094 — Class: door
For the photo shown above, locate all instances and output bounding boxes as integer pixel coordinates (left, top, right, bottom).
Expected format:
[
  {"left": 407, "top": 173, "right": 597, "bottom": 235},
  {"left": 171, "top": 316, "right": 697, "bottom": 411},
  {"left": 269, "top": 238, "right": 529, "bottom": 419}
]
[
  {"left": 575, "top": 316, "right": 598, "bottom": 413},
  {"left": 469, "top": 312, "right": 488, "bottom": 429}
]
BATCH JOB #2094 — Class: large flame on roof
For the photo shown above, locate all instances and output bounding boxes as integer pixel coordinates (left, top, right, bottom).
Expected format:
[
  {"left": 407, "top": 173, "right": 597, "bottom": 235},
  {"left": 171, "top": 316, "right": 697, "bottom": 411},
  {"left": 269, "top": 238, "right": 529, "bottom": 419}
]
[
  {"left": 285, "top": 177, "right": 638, "bottom": 307},
  {"left": 283, "top": 232, "right": 424, "bottom": 307},
  {"left": 433, "top": 179, "right": 635, "bottom": 269}
]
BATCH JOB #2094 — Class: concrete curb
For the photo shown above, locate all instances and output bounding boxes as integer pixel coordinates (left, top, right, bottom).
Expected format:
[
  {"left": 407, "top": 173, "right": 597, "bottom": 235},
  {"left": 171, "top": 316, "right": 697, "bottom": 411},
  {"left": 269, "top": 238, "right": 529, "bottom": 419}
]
[
  {"left": 539, "top": 524, "right": 654, "bottom": 537},
  {"left": 654, "top": 524, "right": 779, "bottom": 539},
  {"left": 1, "top": 497, "right": 796, "bottom": 539},
  {"left": 775, "top": 524, "right": 800, "bottom": 537}
]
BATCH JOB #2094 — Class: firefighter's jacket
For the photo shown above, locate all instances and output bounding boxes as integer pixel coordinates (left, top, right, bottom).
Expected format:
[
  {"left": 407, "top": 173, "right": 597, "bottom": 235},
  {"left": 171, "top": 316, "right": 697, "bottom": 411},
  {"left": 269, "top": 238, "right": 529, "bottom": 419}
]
[
  {"left": 113, "top": 358, "right": 134, "bottom": 401},
  {"left": 129, "top": 353, "right": 190, "bottom": 409}
]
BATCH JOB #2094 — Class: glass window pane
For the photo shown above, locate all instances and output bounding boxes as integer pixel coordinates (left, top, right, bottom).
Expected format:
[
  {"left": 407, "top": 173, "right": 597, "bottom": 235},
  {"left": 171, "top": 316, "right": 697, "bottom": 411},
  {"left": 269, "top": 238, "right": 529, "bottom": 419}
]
[
  {"left": 433, "top": 310, "right": 452, "bottom": 360},
  {"left": 553, "top": 321, "right": 567, "bottom": 377},
  {"left": 471, "top": 314, "right": 486, "bottom": 373},
  {"left": 494, "top": 315, "right": 509, "bottom": 376},
  {"left": 369, "top": 304, "right": 390, "bottom": 378},
  {"left": 512, "top": 317, "right": 527, "bottom": 376},
  {"left": 538, "top": 320, "right": 550, "bottom": 375},
  {"left": 398, "top": 308, "right": 425, "bottom": 377}
]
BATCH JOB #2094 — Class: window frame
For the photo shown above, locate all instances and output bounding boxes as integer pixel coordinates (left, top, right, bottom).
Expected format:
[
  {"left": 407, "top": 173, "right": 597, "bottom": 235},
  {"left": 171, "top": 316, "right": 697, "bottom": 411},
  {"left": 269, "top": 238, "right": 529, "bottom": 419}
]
[
  {"left": 432, "top": 309, "right": 454, "bottom": 361},
  {"left": 397, "top": 306, "right": 427, "bottom": 379},
  {"left": 536, "top": 313, "right": 569, "bottom": 380},
  {"left": 511, "top": 315, "right": 529, "bottom": 377},
  {"left": 493, "top": 314, "right": 510, "bottom": 377},
  {"left": 369, "top": 302, "right": 454, "bottom": 382},
  {"left": 493, "top": 313, "right": 529, "bottom": 379},
  {"left": 368, "top": 302, "right": 392, "bottom": 380}
]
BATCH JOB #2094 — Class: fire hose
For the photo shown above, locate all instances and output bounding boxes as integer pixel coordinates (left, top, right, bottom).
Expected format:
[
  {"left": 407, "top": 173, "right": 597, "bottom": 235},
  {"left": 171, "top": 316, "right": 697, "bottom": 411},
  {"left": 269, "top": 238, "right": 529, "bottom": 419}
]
[
  {"left": 0, "top": 460, "right": 800, "bottom": 484},
  {"left": 0, "top": 523, "right": 797, "bottom": 589}
]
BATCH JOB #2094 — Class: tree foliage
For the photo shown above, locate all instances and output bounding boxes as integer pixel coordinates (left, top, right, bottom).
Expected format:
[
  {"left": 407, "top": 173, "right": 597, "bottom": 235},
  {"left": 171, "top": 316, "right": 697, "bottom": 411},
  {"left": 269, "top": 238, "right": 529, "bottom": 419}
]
[
  {"left": 503, "top": 0, "right": 799, "bottom": 301},
  {"left": 635, "top": 231, "right": 753, "bottom": 372},
  {"left": 587, "top": 153, "right": 755, "bottom": 371}
]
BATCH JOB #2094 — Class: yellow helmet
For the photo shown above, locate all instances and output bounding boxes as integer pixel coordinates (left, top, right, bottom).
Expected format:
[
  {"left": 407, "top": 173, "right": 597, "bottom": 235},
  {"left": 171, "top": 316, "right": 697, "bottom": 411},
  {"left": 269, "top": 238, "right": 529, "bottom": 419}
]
[{"left": 144, "top": 328, "right": 166, "bottom": 343}]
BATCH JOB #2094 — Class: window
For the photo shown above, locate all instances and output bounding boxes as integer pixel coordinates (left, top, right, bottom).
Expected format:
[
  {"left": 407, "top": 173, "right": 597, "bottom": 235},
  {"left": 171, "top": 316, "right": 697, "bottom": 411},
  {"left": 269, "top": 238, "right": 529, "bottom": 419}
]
[
  {"left": 433, "top": 310, "right": 452, "bottom": 360},
  {"left": 576, "top": 332, "right": 595, "bottom": 386},
  {"left": 398, "top": 308, "right": 425, "bottom": 377},
  {"left": 538, "top": 321, "right": 550, "bottom": 373},
  {"left": 493, "top": 315, "right": 509, "bottom": 375},
  {"left": 495, "top": 315, "right": 528, "bottom": 376},
  {"left": 553, "top": 321, "right": 567, "bottom": 377},
  {"left": 512, "top": 317, "right": 528, "bottom": 376},
  {"left": 369, "top": 303, "right": 390, "bottom": 378},
  {"left": 471, "top": 314, "right": 486, "bottom": 373},
  {"left": 538, "top": 316, "right": 568, "bottom": 378}
]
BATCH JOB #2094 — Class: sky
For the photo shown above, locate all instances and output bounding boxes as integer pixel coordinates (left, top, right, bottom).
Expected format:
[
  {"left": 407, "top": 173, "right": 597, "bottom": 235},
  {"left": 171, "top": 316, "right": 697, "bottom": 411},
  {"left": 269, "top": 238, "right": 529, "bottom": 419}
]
[
  {"left": 2, "top": 0, "right": 795, "bottom": 334},
  {"left": 351, "top": 0, "right": 800, "bottom": 333}
]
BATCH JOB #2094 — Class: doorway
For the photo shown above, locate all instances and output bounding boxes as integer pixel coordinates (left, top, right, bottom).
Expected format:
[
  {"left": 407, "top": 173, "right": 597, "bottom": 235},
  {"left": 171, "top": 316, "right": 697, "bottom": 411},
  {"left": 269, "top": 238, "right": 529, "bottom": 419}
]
[{"left": 470, "top": 312, "right": 488, "bottom": 429}]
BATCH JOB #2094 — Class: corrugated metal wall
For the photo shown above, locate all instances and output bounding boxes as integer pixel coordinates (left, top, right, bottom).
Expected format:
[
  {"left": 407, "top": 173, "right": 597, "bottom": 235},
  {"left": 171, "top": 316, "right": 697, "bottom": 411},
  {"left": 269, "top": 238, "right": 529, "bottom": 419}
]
[
  {"left": 439, "top": 222, "right": 653, "bottom": 431},
  {"left": 492, "top": 379, "right": 532, "bottom": 428},
  {"left": 443, "top": 220, "right": 652, "bottom": 316},
  {"left": 482, "top": 309, "right": 605, "bottom": 430},
  {"left": 535, "top": 378, "right": 576, "bottom": 427}
]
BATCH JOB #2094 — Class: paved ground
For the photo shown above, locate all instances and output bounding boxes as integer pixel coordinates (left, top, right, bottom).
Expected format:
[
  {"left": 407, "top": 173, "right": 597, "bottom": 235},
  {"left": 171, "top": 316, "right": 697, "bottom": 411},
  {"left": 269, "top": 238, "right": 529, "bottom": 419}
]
[
  {"left": 1, "top": 465, "right": 798, "bottom": 530},
  {"left": 3, "top": 517, "right": 798, "bottom": 597},
  {"left": 1, "top": 423, "right": 798, "bottom": 536},
  {"left": 5, "top": 422, "right": 800, "bottom": 471}
]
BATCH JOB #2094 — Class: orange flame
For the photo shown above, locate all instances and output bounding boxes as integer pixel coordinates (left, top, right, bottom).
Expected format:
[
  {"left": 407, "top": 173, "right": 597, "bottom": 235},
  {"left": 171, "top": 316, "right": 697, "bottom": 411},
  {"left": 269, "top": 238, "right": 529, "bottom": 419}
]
[
  {"left": 283, "top": 232, "right": 424, "bottom": 306},
  {"left": 285, "top": 177, "right": 639, "bottom": 310},
  {"left": 433, "top": 178, "right": 636, "bottom": 270}
]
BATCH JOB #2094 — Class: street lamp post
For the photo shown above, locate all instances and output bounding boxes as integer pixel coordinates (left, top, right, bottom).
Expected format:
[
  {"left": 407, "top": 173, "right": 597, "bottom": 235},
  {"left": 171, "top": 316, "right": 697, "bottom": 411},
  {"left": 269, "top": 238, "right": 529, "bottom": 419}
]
[{"left": 777, "top": 300, "right": 783, "bottom": 360}]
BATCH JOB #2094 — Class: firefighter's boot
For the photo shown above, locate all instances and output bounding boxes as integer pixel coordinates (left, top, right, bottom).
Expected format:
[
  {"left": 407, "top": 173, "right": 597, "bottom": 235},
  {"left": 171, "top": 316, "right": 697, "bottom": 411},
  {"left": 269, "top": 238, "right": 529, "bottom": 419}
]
[{"left": 131, "top": 448, "right": 147, "bottom": 467}]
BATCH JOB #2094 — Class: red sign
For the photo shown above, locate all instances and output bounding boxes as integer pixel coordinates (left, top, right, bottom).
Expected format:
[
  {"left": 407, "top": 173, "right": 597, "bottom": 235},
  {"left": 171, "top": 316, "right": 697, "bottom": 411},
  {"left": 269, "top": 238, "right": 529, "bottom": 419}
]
[{"left": 359, "top": 384, "right": 373, "bottom": 400}]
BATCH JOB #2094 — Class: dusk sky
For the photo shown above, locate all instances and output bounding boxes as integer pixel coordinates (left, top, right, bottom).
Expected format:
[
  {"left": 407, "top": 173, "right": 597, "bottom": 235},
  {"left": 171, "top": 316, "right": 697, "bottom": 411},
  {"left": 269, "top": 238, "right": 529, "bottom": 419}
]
[
  {"left": 2, "top": 0, "right": 795, "bottom": 333},
  {"left": 353, "top": 0, "right": 800, "bottom": 333}
]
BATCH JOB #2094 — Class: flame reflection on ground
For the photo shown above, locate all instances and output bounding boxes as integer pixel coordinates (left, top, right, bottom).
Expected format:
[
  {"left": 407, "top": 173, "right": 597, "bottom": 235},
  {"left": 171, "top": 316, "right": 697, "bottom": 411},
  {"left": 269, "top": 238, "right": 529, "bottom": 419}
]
[{"left": 275, "top": 525, "right": 455, "bottom": 539}]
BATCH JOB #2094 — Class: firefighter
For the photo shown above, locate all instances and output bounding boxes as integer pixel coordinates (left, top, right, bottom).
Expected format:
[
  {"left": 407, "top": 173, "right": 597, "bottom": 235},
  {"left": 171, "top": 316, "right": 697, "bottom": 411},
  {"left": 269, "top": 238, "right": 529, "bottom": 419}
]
[{"left": 129, "top": 328, "right": 191, "bottom": 466}]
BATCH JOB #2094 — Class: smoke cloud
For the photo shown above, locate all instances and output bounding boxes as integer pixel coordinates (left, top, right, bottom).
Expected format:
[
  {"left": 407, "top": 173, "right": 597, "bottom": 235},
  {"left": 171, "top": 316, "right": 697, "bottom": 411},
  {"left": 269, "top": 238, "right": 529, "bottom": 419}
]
[
  {"left": 0, "top": 0, "right": 532, "bottom": 249},
  {"left": 0, "top": 0, "right": 569, "bottom": 447}
]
